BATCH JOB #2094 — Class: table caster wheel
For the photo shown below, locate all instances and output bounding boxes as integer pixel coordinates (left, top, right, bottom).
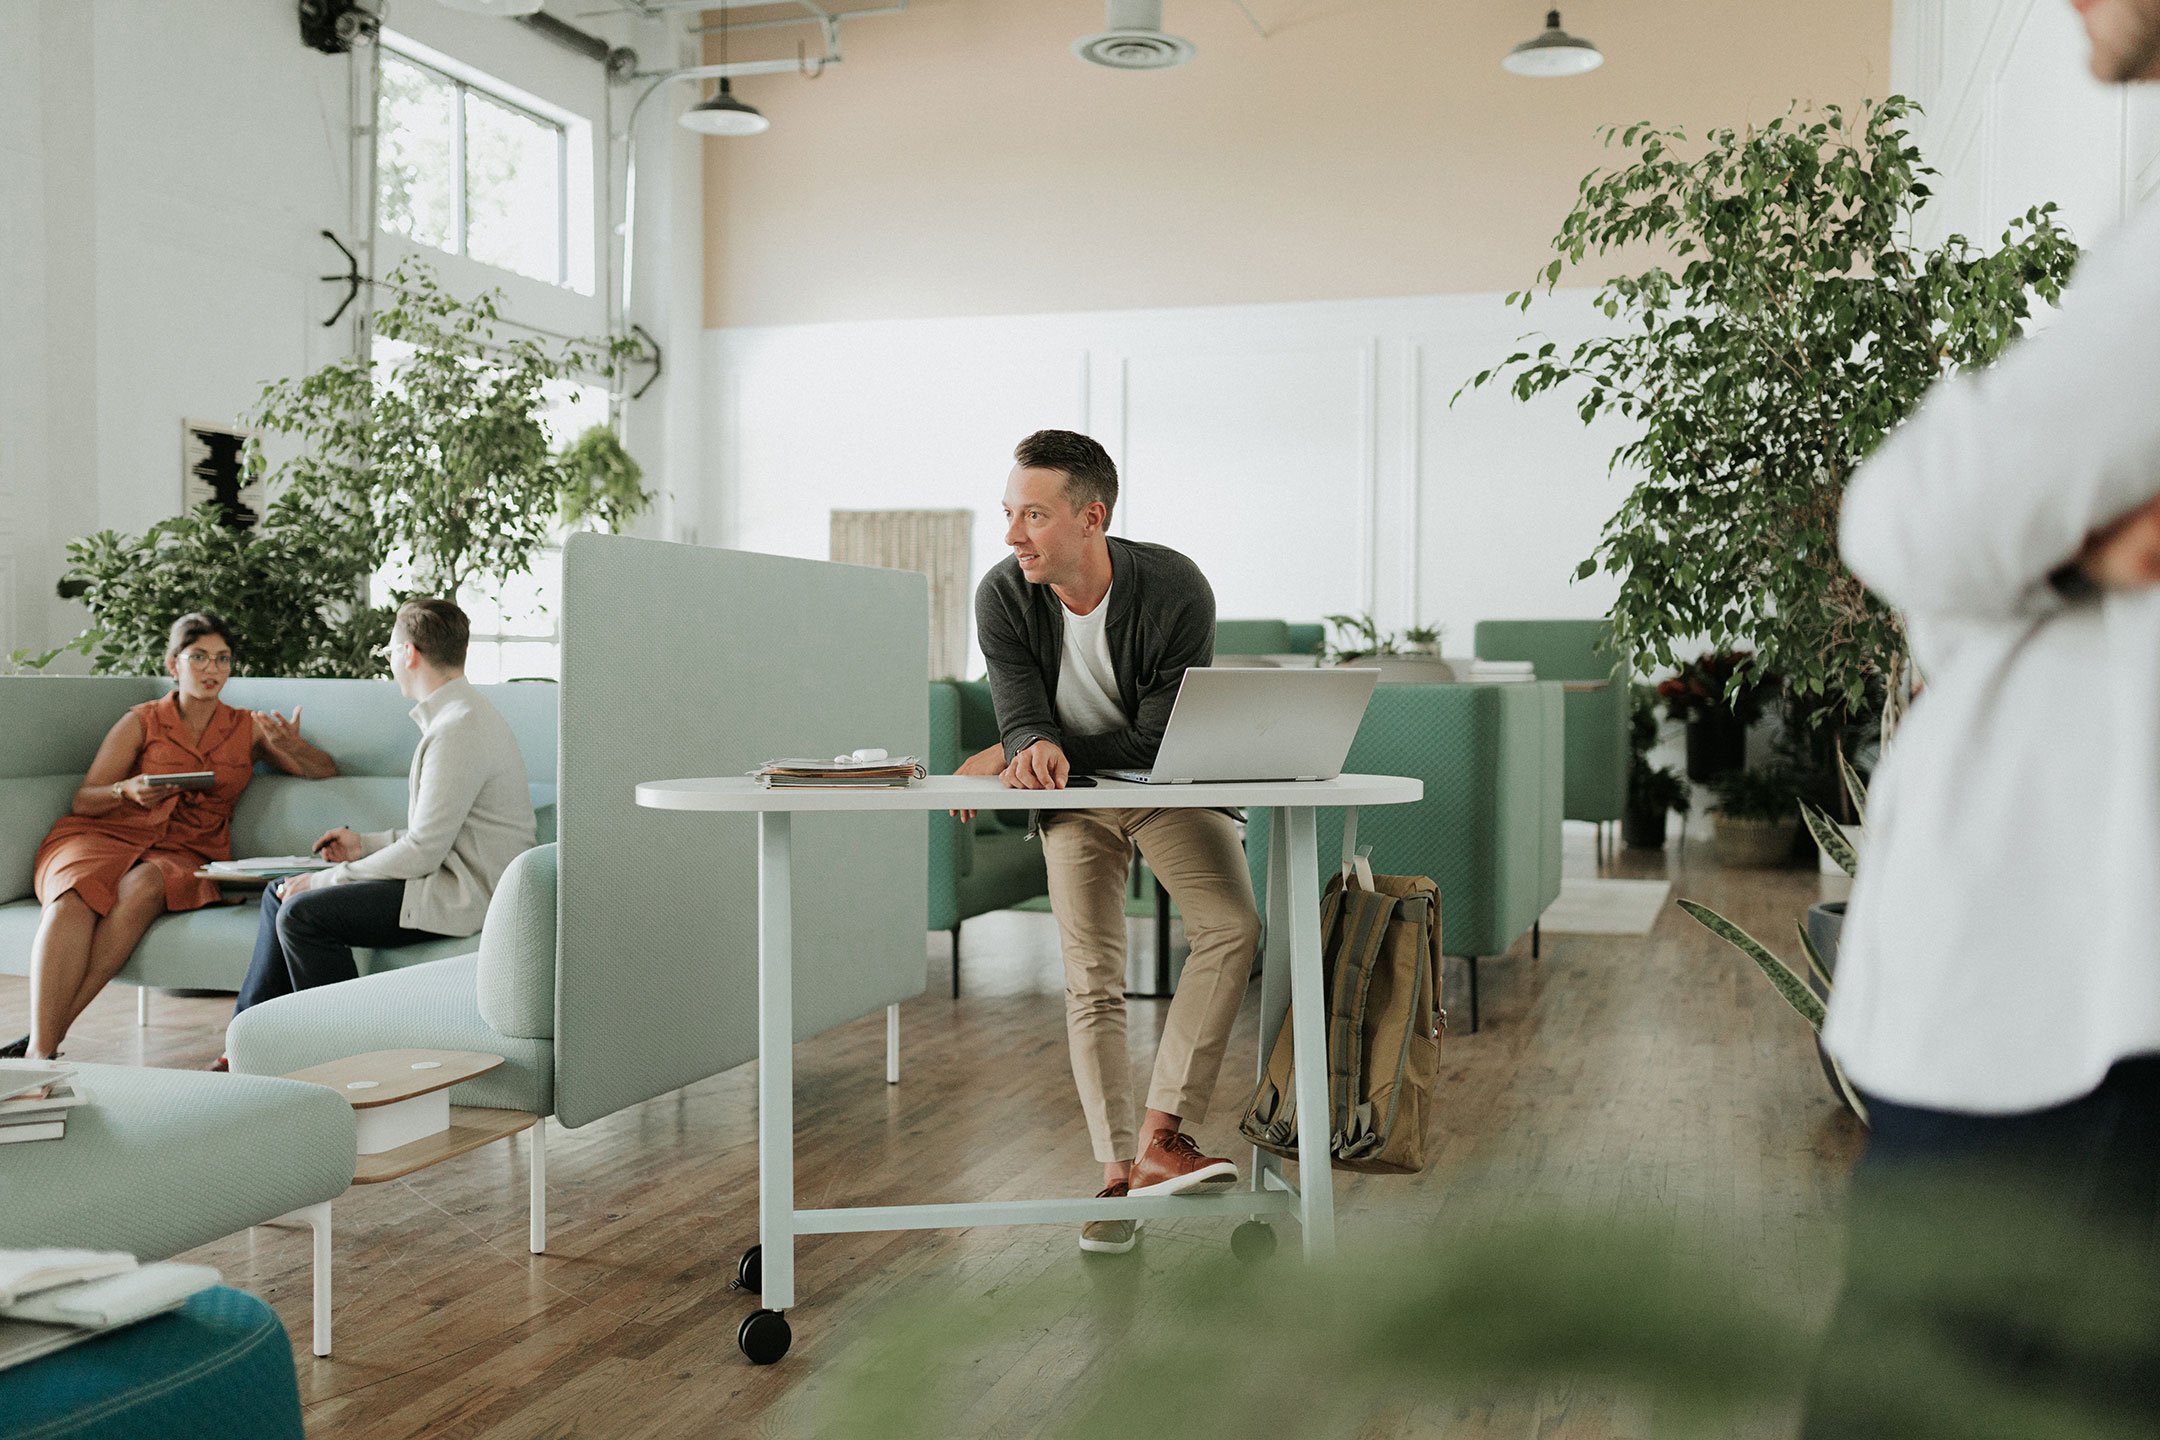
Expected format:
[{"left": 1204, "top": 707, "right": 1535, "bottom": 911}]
[
  {"left": 1230, "top": 1221, "right": 1278, "bottom": 1263},
  {"left": 737, "top": 1245, "right": 762, "bottom": 1293},
  {"left": 738, "top": 1308, "right": 791, "bottom": 1364}
]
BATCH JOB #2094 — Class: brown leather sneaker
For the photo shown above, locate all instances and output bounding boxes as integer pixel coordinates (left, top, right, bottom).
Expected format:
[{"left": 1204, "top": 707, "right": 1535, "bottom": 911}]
[
  {"left": 1078, "top": 1181, "right": 1142, "bottom": 1255},
  {"left": 1128, "top": 1131, "right": 1239, "bottom": 1197}
]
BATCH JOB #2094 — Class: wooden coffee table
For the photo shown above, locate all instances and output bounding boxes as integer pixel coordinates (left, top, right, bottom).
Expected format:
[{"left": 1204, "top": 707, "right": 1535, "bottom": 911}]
[{"left": 282, "top": 1048, "right": 536, "bottom": 1185}]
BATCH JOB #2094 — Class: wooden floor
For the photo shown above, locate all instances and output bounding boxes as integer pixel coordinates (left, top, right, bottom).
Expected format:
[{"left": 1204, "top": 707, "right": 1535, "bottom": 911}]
[{"left": 3, "top": 826, "right": 1863, "bottom": 1438}]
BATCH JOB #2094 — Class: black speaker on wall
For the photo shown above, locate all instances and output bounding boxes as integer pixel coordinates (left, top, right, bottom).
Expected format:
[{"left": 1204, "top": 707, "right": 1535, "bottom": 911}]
[{"left": 298, "top": 0, "right": 374, "bottom": 55}]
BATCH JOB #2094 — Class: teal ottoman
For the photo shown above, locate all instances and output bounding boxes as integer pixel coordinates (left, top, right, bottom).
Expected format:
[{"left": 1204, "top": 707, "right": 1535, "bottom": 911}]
[{"left": 0, "top": 1286, "right": 302, "bottom": 1440}]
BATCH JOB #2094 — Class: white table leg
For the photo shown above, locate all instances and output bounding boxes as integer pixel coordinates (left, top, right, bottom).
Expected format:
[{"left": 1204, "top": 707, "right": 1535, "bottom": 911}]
[
  {"left": 886, "top": 1002, "right": 900, "bottom": 1085},
  {"left": 758, "top": 811, "right": 796, "bottom": 1313},
  {"left": 1252, "top": 809, "right": 1293, "bottom": 1199},
  {"left": 1283, "top": 806, "right": 1337, "bottom": 1260}
]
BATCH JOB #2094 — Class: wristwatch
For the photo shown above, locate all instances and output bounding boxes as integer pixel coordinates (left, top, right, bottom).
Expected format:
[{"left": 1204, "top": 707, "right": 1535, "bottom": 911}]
[{"left": 111, "top": 781, "right": 123, "bottom": 801}]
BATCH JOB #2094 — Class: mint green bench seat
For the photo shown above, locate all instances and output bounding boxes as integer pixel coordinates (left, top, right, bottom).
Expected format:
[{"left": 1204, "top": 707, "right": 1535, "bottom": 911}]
[
  {"left": 1247, "top": 680, "right": 1563, "bottom": 1033},
  {"left": 0, "top": 675, "right": 557, "bottom": 1020},
  {"left": 0, "top": 1062, "right": 356, "bottom": 1357}
]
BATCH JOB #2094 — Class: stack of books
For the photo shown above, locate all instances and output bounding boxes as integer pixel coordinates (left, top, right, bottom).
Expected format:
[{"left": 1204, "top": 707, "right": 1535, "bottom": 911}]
[
  {"left": 0, "top": 1064, "right": 86, "bottom": 1146},
  {"left": 755, "top": 755, "right": 928, "bottom": 789},
  {"left": 1462, "top": 659, "right": 1537, "bottom": 684}
]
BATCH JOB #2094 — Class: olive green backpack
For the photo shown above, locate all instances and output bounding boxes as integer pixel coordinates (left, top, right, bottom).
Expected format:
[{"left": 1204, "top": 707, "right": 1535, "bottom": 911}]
[{"left": 1239, "top": 854, "right": 1445, "bottom": 1175}]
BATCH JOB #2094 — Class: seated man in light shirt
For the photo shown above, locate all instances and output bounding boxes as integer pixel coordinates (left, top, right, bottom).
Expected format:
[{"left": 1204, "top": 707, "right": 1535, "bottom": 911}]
[{"left": 214, "top": 598, "right": 536, "bottom": 1064}]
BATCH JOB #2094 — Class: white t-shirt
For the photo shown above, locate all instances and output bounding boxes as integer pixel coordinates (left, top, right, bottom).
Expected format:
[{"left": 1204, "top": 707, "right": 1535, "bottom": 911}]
[{"left": 1055, "top": 587, "right": 1126, "bottom": 737}]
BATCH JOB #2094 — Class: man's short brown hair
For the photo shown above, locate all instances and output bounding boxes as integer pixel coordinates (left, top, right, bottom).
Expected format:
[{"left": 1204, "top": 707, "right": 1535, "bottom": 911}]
[
  {"left": 1014, "top": 429, "right": 1118, "bottom": 523},
  {"left": 394, "top": 597, "right": 470, "bottom": 670}
]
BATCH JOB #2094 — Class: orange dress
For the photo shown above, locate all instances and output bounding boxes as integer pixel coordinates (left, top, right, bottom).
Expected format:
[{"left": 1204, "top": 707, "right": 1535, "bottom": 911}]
[{"left": 32, "top": 694, "right": 258, "bottom": 916}]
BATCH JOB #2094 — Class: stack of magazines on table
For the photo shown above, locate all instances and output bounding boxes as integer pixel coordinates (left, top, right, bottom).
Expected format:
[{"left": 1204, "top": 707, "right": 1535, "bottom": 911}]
[
  {"left": 0, "top": 1063, "right": 86, "bottom": 1146},
  {"left": 199, "top": 854, "right": 333, "bottom": 882},
  {"left": 1461, "top": 659, "right": 1536, "bottom": 684},
  {"left": 0, "top": 1250, "right": 224, "bottom": 1371},
  {"left": 755, "top": 749, "right": 927, "bottom": 789}
]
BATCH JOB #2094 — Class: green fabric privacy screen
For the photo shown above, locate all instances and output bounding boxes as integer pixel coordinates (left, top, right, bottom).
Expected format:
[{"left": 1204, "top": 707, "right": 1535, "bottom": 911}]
[{"left": 554, "top": 533, "right": 930, "bottom": 1128}]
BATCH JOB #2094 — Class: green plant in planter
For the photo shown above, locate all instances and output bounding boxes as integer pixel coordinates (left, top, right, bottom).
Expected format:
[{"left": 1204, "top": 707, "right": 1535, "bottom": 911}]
[
  {"left": 1681, "top": 753, "right": 1869, "bottom": 1118},
  {"left": 1401, "top": 623, "right": 1443, "bottom": 650},
  {"left": 1707, "top": 763, "right": 1804, "bottom": 823},
  {"left": 253, "top": 259, "right": 637, "bottom": 599},
  {"left": 44, "top": 504, "right": 391, "bottom": 678},
  {"left": 1321, "top": 611, "right": 1398, "bottom": 664},
  {"left": 1625, "top": 684, "right": 1690, "bottom": 842},
  {"left": 557, "top": 423, "right": 651, "bottom": 533},
  {"left": 36, "top": 259, "right": 641, "bottom": 679},
  {"left": 1461, "top": 96, "right": 2080, "bottom": 719}
]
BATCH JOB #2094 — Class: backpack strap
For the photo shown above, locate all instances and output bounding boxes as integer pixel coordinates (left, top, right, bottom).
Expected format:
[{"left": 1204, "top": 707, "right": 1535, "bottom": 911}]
[{"left": 1327, "top": 887, "right": 1396, "bottom": 1150}]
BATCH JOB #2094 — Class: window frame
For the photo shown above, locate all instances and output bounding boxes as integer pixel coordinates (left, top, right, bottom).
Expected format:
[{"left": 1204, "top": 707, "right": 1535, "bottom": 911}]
[{"left": 377, "top": 40, "right": 575, "bottom": 291}]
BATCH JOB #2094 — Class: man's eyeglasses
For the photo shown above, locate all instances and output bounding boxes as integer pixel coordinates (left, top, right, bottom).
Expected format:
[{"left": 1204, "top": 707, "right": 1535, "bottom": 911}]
[
  {"left": 372, "top": 637, "right": 411, "bottom": 660},
  {"left": 181, "top": 651, "right": 234, "bottom": 670}
]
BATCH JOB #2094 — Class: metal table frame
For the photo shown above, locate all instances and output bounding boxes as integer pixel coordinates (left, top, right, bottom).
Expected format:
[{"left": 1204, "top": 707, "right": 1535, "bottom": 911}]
[{"left": 633, "top": 773, "right": 1423, "bottom": 1362}]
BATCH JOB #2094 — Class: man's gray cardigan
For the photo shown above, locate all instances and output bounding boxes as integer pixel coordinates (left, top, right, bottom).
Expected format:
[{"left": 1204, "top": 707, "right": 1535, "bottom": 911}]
[{"left": 974, "top": 536, "right": 1216, "bottom": 774}]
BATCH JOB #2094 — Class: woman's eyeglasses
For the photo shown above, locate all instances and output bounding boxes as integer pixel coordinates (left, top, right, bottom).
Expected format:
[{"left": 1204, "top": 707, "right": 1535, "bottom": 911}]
[{"left": 181, "top": 651, "right": 234, "bottom": 670}]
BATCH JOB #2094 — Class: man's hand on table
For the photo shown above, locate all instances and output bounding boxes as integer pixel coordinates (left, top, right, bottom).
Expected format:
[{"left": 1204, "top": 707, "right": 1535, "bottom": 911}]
[
  {"left": 949, "top": 739, "right": 1070, "bottom": 822},
  {"left": 1004, "top": 740, "right": 1070, "bottom": 790}
]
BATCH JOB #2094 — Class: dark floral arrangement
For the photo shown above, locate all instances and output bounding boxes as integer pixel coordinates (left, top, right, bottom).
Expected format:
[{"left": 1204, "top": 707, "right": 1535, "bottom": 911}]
[{"left": 1657, "top": 651, "right": 1771, "bottom": 726}]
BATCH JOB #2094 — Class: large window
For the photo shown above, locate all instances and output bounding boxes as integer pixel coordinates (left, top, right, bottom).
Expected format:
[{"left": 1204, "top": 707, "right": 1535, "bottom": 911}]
[{"left": 377, "top": 45, "right": 579, "bottom": 292}]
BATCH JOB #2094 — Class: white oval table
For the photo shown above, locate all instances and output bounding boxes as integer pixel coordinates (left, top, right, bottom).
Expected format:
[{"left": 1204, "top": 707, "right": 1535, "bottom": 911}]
[{"left": 634, "top": 772, "right": 1423, "bottom": 1363}]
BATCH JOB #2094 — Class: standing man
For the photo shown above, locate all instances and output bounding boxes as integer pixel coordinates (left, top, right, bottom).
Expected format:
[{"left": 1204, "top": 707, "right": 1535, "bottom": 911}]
[
  {"left": 961, "top": 430, "right": 1262, "bottom": 1256},
  {"left": 220, "top": 598, "right": 537, "bottom": 1045},
  {"left": 1815, "top": 1, "right": 2160, "bottom": 1425}
]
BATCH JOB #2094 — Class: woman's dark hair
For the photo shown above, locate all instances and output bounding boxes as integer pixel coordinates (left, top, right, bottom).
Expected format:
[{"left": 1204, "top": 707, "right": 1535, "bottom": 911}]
[{"left": 165, "top": 612, "right": 235, "bottom": 664}]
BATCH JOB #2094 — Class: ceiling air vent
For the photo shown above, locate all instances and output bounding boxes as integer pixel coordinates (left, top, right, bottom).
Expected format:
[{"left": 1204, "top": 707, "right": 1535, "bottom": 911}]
[{"left": 1073, "top": 0, "right": 1195, "bottom": 71}]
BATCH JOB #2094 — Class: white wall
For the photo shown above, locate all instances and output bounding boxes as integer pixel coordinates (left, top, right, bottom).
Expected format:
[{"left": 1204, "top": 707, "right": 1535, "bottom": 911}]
[
  {"left": 708, "top": 288, "right": 1629, "bottom": 670},
  {"left": 0, "top": 0, "right": 702, "bottom": 661},
  {"left": 1894, "top": 0, "right": 2160, "bottom": 250}
]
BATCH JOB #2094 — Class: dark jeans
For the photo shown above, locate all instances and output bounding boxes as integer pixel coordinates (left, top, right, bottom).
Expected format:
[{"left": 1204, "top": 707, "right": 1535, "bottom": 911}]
[
  {"left": 1803, "top": 1056, "right": 2160, "bottom": 1438},
  {"left": 233, "top": 880, "right": 444, "bottom": 1014}
]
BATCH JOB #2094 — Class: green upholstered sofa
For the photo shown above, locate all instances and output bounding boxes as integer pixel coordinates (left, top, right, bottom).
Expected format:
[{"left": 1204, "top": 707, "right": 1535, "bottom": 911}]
[
  {"left": 1215, "top": 619, "right": 1325, "bottom": 659},
  {"left": 1246, "top": 680, "right": 1564, "bottom": 1033},
  {"left": 0, "top": 1062, "right": 357, "bottom": 1356},
  {"left": 928, "top": 679, "right": 1049, "bottom": 995},
  {"left": 0, "top": 675, "right": 558, "bottom": 1022},
  {"left": 1473, "top": 620, "right": 1629, "bottom": 853}
]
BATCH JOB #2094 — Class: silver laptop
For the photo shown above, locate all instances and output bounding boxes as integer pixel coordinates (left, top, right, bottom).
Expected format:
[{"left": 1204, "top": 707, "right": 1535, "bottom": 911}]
[{"left": 1099, "top": 667, "right": 1380, "bottom": 784}]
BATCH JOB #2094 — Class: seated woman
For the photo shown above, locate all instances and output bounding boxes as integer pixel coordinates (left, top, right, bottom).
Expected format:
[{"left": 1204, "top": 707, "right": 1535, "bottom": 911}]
[{"left": 2, "top": 614, "right": 337, "bottom": 1060}]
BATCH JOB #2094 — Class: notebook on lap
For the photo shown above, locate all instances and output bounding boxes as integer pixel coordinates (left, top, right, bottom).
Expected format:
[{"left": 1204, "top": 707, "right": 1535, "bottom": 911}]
[{"left": 1098, "top": 667, "right": 1380, "bottom": 784}]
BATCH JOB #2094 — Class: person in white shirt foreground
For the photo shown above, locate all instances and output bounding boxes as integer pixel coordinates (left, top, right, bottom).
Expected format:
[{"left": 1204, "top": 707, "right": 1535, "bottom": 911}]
[
  {"left": 1810, "top": 1, "right": 2160, "bottom": 1428},
  {"left": 211, "top": 598, "right": 536, "bottom": 1069}
]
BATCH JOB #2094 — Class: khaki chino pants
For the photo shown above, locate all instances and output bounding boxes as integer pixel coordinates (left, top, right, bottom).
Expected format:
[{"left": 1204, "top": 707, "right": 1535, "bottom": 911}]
[{"left": 1040, "top": 807, "right": 1261, "bottom": 1162}]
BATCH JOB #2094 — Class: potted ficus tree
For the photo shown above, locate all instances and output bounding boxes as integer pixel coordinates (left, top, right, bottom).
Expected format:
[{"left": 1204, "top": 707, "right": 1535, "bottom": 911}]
[
  {"left": 1461, "top": 96, "right": 2079, "bottom": 751},
  {"left": 1622, "top": 683, "right": 1689, "bottom": 849},
  {"left": 33, "top": 260, "right": 647, "bottom": 677}
]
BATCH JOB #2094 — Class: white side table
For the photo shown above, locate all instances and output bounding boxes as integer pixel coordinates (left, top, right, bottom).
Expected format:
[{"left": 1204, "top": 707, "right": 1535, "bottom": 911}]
[{"left": 634, "top": 772, "right": 1423, "bottom": 1364}]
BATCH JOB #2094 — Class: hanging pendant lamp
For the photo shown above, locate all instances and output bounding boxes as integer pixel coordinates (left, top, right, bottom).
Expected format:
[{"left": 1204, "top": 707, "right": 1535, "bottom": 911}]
[
  {"left": 680, "top": 78, "right": 769, "bottom": 136},
  {"left": 1503, "top": 10, "right": 1603, "bottom": 78},
  {"left": 680, "top": 13, "right": 769, "bottom": 137}
]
